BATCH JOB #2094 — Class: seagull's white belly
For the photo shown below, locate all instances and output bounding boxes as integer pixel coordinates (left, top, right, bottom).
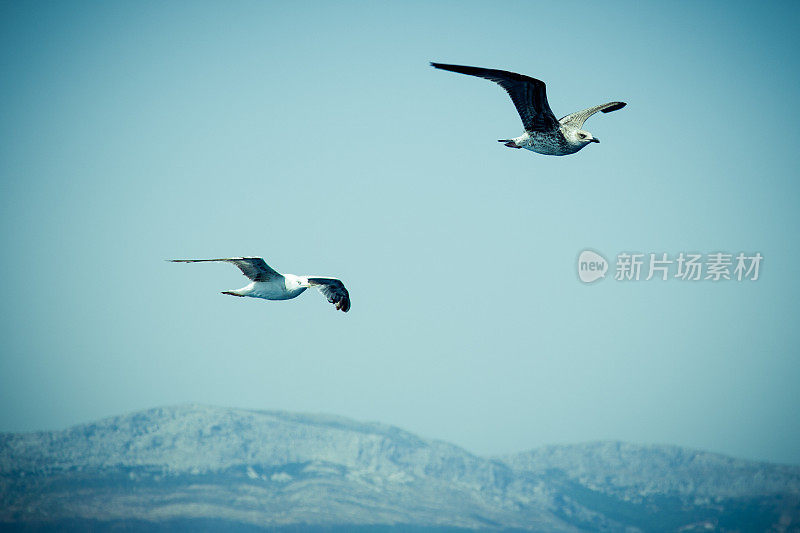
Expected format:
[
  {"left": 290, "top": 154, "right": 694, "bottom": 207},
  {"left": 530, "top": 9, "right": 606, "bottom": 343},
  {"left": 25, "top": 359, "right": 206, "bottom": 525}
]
[
  {"left": 243, "top": 281, "right": 305, "bottom": 301},
  {"left": 516, "top": 131, "right": 579, "bottom": 156}
]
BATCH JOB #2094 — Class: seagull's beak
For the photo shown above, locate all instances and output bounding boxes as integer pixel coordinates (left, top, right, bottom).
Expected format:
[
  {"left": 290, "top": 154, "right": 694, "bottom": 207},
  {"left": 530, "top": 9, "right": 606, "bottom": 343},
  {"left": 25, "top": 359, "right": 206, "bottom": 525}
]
[{"left": 590, "top": 137, "right": 600, "bottom": 143}]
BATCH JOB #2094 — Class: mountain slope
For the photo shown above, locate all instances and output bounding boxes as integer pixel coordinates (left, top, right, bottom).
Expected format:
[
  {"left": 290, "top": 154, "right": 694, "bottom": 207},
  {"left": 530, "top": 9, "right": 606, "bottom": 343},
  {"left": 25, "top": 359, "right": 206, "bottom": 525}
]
[
  {"left": 1, "top": 405, "right": 798, "bottom": 532},
  {"left": 501, "top": 443, "right": 800, "bottom": 532},
  {"left": 502, "top": 441, "right": 800, "bottom": 500}
]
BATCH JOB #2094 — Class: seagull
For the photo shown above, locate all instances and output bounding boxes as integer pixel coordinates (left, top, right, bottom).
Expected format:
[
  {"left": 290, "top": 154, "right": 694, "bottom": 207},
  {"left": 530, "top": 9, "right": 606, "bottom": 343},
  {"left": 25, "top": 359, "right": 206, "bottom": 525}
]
[
  {"left": 431, "top": 62, "right": 626, "bottom": 156},
  {"left": 169, "top": 257, "right": 350, "bottom": 312}
]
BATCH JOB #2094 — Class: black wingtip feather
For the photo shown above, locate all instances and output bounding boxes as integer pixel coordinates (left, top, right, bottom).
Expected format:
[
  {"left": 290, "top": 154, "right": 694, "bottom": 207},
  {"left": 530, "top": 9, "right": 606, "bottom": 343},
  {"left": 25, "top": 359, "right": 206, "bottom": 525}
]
[
  {"left": 601, "top": 102, "right": 627, "bottom": 113},
  {"left": 429, "top": 62, "right": 487, "bottom": 77}
]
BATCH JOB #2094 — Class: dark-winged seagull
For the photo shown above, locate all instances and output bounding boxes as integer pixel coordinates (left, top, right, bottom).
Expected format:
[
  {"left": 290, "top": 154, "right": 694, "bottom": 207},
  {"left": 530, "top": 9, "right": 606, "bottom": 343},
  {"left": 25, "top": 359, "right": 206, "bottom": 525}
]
[
  {"left": 169, "top": 257, "right": 350, "bottom": 312},
  {"left": 431, "top": 62, "right": 626, "bottom": 156}
]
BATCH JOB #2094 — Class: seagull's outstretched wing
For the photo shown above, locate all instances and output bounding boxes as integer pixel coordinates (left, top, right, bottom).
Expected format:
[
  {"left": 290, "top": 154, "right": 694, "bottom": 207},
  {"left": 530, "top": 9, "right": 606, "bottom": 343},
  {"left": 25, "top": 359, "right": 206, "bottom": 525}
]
[
  {"left": 169, "top": 257, "right": 281, "bottom": 282},
  {"left": 559, "top": 102, "right": 626, "bottom": 129},
  {"left": 431, "top": 62, "right": 559, "bottom": 133},
  {"left": 307, "top": 277, "right": 351, "bottom": 312}
]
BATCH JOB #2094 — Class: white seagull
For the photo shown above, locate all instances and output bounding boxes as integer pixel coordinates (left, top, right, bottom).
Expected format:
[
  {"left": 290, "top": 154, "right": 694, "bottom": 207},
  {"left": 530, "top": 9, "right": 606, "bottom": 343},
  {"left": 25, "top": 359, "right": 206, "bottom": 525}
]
[
  {"left": 169, "top": 257, "right": 351, "bottom": 312},
  {"left": 431, "top": 62, "right": 626, "bottom": 156}
]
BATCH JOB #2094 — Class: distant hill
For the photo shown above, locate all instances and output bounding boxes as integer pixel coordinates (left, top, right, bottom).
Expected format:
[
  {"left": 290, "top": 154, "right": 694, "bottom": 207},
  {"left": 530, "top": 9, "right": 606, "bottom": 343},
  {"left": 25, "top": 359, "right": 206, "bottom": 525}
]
[{"left": 1, "top": 405, "right": 798, "bottom": 532}]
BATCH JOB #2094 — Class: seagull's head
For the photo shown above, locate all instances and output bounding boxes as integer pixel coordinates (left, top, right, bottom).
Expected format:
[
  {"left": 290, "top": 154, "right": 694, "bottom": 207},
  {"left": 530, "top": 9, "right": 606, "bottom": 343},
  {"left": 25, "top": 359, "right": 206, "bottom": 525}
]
[
  {"left": 286, "top": 275, "right": 308, "bottom": 291},
  {"left": 572, "top": 129, "right": 599, "bottom": 146}
]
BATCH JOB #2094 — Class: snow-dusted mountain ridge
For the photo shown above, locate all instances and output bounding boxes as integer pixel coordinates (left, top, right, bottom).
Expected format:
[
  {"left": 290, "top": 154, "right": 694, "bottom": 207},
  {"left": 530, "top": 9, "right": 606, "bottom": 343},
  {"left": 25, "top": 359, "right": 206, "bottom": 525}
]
[
  {"left": 1, "top": 404, "right": 799, "bottom": 532},
  {"left": 1, "top": 405, "right": 506, "bottom": 486}
]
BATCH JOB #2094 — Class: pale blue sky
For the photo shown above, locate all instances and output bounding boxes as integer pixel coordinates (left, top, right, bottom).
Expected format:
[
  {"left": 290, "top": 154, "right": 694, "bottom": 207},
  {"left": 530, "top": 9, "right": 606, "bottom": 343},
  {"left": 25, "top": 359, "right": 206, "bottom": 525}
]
[{"left": 1, "top": 1, "right": 799, "bottom": 464}]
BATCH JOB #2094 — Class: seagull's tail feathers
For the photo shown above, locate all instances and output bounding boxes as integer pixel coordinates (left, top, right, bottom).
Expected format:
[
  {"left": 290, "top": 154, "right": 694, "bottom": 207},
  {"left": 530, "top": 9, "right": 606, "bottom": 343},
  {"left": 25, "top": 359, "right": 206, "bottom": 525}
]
[
  {"left": 168, "top": 258, "right": 226, "bottom": 263},
  {"left": 221, "top": 290, "right": 245, "bottom": 297},
  {"left": 498, "top": 139, "right": 520, "bottom": 148}
]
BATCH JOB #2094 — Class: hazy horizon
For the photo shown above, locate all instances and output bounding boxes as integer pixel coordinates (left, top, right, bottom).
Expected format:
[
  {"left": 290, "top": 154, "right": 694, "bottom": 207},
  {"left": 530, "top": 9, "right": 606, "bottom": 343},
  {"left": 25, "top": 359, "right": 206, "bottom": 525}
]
[{"left": 7, "top": 401, "right": 800, "bottom": 467}]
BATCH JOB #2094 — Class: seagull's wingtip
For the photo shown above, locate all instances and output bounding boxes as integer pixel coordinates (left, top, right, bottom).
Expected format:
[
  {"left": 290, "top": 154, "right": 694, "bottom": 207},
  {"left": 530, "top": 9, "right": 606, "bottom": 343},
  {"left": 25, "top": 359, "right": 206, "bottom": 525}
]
[
  {"left": 602, "top": 102, "right": 627, "bottom": 113},
  {"left": 430, "top": 62, "right": 454, "bottom": 70}
]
